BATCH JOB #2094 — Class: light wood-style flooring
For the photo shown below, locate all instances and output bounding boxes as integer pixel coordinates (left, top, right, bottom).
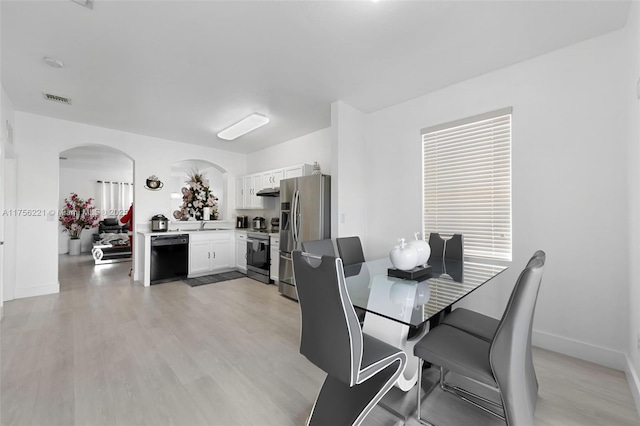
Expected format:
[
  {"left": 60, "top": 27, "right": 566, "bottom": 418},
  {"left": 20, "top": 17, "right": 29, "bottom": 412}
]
[{"left": 1, "top": 254, "right": 638, "bottom": 426}]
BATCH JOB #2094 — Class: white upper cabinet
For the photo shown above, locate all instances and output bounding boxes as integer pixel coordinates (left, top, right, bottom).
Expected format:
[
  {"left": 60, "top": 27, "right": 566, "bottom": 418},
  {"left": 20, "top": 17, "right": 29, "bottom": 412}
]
[
  {"left": 283, "top": 164, "right": 313, "bottom": 179},
  {"left": 242, "top": 175, "right": 264, "bottom": 209},
  {"left": 262, "top": 169, "right": 285, "bottom": 189},
  {"left": 235, "top": 177, "right": 245, "bottom": 209},
  {"left": 236, "top": 164, "right": 312, "bottom": 210},
  {"left": 251, "top": 174, "right": 264, "bottom": 209}
]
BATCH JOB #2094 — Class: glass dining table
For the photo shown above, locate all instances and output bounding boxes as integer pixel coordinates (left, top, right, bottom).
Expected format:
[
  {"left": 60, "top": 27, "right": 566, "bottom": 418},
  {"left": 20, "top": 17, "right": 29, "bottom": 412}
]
[{"left": 343, "top": 256, "right": 507, "bottom": 418}]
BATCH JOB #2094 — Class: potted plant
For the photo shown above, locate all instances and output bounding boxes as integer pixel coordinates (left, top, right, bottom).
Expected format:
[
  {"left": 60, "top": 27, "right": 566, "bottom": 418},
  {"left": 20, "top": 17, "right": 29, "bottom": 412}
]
[{"left": 59, "top": 193, "right": 100, "bottom": 255}]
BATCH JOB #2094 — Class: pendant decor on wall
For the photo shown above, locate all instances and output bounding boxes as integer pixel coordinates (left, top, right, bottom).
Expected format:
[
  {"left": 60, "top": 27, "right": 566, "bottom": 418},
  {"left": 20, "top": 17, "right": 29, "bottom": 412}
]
[{"left": 145, "top": 175, "right": 164, "bottom": 190}]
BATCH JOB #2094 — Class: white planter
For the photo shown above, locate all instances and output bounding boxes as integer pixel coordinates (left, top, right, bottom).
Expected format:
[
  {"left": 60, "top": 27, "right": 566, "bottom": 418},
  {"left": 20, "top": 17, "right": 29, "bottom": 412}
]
[{"left": 69, "top": 239, "right": 81, "bottom": 256}]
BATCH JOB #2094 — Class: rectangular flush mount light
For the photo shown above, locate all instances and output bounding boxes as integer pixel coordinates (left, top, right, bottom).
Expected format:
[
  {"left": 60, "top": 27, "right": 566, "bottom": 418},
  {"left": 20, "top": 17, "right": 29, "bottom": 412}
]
[{"left": 217, "top": 113, "right": 269, "bottom": 140}]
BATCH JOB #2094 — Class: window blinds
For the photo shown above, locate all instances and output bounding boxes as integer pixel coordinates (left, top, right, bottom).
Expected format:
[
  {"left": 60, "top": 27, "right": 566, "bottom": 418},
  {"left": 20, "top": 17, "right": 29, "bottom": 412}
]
[{"left": 422, "top": 108, "right": 512, "bottom": 261}]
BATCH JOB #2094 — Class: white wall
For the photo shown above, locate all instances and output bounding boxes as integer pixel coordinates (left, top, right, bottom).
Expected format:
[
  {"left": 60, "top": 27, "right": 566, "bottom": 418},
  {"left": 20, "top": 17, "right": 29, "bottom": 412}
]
[
  {"left": 331, "top": 101, "right": 369, "bottom": 244},
  {"left": 360, "top": 29, "right": 629, "bottom": 369},
  {"left": 246, "top": 127, "right": 331, "bottom": 175},
  {"left": 12, "top": 112, "right": 246, "bottom": 299},
  {"left": 58, "top": 165, "right": 133, "bottom": 254},
  {"left": 1, "top": 85, "right": 16, "bottom": 305},
  {"left": 625, "top": 0, "right": 640, "bottom": 410}
]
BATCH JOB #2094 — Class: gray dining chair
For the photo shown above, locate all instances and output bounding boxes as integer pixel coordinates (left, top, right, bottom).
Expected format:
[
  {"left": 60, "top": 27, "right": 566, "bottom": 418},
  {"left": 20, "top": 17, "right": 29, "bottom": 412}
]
[
  {"left": 336, "top": 236, "right": 366, "bottom": 266},
  {"left": 428, "top": 232, "right": 464, "bottom": 260},
  {"left": 301, "top": 239, "right": 336, "bottom": 257},
  {"left": 442, "top": 250, "right": 546, "bottom": 342},
  {"left": 414, "top": 251, "right": 546, "bottom": 425},
  {"left": 292, "top": 251, "right": 407, "bottom": 426}
]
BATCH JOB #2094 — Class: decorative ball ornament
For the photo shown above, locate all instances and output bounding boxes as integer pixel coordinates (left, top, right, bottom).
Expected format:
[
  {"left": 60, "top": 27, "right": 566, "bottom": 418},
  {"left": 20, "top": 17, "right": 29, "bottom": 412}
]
[{"left": 389, "top": 238, "right": 419, "bottom": 271}]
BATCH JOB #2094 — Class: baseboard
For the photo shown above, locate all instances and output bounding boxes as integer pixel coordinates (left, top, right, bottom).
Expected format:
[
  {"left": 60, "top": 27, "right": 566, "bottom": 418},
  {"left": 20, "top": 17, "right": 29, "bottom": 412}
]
[
  {"left": 624, "top": 356, "right": 640, "bottom": 418},
  {"left": 533, "top": 329, "right": 626, "bottom": 370},
  {"left": 14, "top": 281, "right": 60, "bottom": 299}
]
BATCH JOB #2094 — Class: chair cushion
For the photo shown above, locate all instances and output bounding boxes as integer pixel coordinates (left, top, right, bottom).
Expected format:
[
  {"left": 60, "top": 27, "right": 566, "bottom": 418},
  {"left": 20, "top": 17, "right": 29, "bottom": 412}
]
[
  {"left": 414, "top": 324, "right": 496, "bottom": 387},
  {"left": 442, "top": 308, "right": 499, "bottom": 342},
  {"left": 359, "top": 333, "right": 405, "bottom": 382}
]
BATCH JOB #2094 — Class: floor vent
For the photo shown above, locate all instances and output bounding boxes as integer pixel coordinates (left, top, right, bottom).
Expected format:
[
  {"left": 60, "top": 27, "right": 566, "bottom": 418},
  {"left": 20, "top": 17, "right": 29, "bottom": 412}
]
[{"left": 43, "top": 93, "right": 72, "bottom": 105}]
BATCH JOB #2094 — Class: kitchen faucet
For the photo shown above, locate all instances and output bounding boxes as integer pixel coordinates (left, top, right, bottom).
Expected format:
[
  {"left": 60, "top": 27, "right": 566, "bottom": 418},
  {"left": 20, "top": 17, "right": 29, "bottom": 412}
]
[{"left": 200, "top": 221, "right": 206, "bottom": 231}]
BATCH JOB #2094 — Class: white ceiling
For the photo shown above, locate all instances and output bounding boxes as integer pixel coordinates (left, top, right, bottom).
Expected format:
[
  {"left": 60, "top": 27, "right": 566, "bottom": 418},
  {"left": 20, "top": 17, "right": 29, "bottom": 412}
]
[{"left": 1, "top": 0, "right": 630, "bottom": 154}]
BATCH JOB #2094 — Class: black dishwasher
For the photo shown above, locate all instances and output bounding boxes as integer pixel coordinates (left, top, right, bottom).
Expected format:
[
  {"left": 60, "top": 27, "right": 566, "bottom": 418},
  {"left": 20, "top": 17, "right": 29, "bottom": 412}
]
[{"left": 150, "top": 234, "right": 189, "bottom": 284}]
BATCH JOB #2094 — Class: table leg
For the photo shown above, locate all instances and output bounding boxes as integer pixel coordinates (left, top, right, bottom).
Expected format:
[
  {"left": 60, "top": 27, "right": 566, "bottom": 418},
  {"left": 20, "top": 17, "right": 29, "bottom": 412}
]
[{"left": 362, "top": 313, "right": 431, "bottom": 420}]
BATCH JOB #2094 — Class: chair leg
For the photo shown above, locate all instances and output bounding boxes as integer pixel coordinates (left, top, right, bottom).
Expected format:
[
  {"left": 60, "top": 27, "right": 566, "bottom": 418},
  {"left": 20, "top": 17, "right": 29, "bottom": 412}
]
[
  {"left": 438, "top": 366, "right": 506, "bottom": 421},
  {"left": 415, "top": 359, "right": 436, "bottom": 426},
  {"left": 308, "top": 359, "right": 405, "bottom": 426}
]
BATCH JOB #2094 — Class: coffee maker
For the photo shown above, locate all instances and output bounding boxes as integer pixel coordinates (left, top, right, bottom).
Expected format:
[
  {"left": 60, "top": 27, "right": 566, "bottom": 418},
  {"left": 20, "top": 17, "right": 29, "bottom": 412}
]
[{"left": 236, "top": 215, "right": 249, "bottom": 228}]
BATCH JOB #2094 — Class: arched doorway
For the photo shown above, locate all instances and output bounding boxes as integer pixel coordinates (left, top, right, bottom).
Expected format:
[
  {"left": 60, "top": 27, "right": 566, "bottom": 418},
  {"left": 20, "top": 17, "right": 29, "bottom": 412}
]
[{"left": 58, "top": 145, "right": 134, "bottom": 288}]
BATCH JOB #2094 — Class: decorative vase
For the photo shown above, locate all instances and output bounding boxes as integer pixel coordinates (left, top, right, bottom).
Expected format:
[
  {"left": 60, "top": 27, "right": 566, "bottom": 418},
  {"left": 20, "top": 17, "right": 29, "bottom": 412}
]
[
  {"left": 389, "top": 238, "right": 419, "bottom": 271},
  {"left": 407, "top": 232, "right": 431, "bottom": 266},
  {"left": 203, "top": 207, "right": 211, "bottom": 221},
  {"left": 69, "top": 238, "right": 81, "bottom": 256}
]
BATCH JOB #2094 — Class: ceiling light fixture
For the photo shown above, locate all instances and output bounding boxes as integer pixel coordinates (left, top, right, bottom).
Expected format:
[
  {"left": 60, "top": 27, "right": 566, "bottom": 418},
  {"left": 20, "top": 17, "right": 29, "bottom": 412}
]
[
  {"left": 217, "top": 113, "right": 270, "bottom": 140},
  {"left": 43, "top": 56, "right": 64, "bottom": 68},
  {"left": 70, "top": 0, "right": 93, "bottom": 9}
]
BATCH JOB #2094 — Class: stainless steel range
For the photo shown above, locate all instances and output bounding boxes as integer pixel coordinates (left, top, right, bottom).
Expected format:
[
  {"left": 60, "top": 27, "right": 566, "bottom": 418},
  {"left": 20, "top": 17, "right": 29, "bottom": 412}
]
[{"left": 246, "top": 231, "right": 271, "bottom": 284}]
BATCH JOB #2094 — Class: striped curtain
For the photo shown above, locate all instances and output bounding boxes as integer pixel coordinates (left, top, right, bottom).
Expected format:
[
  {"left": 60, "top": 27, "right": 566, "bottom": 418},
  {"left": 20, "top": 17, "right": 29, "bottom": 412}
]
[{"left": 98, "top": 181, "right": 133, "bottom": 218}]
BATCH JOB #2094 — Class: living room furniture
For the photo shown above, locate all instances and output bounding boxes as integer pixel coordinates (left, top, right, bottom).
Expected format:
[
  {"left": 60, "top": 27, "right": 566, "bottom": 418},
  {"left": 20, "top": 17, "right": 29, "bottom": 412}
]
[
  {"left": 91, "top": 241, "right": 131, "bottom": 265},
  {"left": 292, "top": 251, "right": 407, "bottom": 426},
  {"left": 413, "top": 251, "right": 546, "bottom": 425},
  {"left": 342, "top": 255, "right": 507, "bottom": 419}
]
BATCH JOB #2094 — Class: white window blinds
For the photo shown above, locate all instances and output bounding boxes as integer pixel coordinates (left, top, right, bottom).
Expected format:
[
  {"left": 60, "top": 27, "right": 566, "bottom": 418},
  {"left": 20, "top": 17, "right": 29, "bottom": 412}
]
[{"left": 422, "top": 108, "right": 512, "bottom": 261}]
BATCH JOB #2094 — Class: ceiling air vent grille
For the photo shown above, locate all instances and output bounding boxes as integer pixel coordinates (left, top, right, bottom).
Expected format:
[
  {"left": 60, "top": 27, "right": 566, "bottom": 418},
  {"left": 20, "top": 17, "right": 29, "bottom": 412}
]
[{"left": 43, "top": 93, "right": 72, "bottom": 105}]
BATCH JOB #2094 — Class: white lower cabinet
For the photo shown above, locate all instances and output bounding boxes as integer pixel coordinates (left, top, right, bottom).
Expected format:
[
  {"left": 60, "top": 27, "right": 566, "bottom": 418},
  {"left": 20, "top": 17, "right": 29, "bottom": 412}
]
[
  {"left": 236, "top": 231, "right": 247, "bottom": 272},
  {"left": 188, "top": 231, "right": 233, "bottom": 276},
  {"left": 270, "top": 236, "right": 280, "bottom": 282}
]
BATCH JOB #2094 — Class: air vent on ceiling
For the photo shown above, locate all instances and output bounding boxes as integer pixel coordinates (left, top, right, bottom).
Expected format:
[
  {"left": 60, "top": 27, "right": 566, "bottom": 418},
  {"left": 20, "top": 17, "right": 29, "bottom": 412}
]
[{"left": 43, "top": 93, "right": 72, "bottom": 105}]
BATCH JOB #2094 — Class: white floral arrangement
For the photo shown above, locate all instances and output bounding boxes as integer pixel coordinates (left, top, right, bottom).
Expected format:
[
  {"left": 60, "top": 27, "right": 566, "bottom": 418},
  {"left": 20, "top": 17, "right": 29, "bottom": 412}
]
[{"left": 173, "top": 170, "right": 219, "bottom": 221}]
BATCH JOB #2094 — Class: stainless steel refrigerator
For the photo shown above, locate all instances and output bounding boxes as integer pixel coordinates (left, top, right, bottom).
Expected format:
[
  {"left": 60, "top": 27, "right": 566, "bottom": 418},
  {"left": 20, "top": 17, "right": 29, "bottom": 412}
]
[{"left": 278, "top": 174, "right": 331, "bottom": 300}]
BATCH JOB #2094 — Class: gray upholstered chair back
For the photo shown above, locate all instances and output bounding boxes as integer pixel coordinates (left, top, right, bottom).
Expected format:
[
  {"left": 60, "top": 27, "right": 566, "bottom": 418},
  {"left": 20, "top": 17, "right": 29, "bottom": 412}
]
[
  {"left": 336, "top": 236, "right": 365, "bottom": 266},
  {"left": 301, "top": 239, "right": 336, "bottom": 257},
  {"left": 428, "top": 233, "right": 445, "bottom": 258},
  {"left": 428, "top": 233, "right": 463, "bottom": 260},
  {"left": 490, "top": 252, "right": 546, "bottom": 426},
  {"left": 292, "top": 251, "right": 363, "bottom": 387}
]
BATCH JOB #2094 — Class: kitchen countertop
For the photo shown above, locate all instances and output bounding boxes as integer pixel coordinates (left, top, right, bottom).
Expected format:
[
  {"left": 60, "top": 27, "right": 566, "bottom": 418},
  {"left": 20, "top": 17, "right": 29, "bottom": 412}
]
[
  {"left": 138, "top": 229, "right": 234, "bottom": 236},
  {"left": 138, "top": 229, "right": 280, "bottom": 236}
]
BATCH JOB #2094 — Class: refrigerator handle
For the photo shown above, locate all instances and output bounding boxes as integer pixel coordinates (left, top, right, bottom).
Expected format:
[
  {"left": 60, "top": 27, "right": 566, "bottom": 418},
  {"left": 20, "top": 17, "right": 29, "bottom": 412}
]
[{"left": 292, "top": 190, "right": 299, "bottom": 243}]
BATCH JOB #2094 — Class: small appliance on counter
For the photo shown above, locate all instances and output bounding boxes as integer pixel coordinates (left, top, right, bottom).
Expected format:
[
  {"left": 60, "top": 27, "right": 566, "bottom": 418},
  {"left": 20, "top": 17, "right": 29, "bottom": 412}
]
[
  {"left": 270, "top": 217, "right": 279, "bottom": 233},
  {"left": 253, "top": 216, "right": 266, "bottom": 230},
  {"left": 151, "top": 214, "right": 169, "bottom": 232},
  {"left": 236, "top": 215, "right": 249, "bottom": 229}
]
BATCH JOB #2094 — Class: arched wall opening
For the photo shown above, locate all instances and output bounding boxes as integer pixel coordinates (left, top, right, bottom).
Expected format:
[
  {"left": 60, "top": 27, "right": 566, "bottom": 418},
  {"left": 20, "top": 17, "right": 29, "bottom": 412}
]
[{"left": 58, "top": 145, "right": 135, "bottom": 281}]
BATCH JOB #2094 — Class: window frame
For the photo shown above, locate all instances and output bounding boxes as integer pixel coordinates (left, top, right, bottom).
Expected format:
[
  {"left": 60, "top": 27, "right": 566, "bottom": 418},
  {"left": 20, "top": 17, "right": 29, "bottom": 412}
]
[{"left": 421, "top": 107, "right": 512, "bottom": 262}]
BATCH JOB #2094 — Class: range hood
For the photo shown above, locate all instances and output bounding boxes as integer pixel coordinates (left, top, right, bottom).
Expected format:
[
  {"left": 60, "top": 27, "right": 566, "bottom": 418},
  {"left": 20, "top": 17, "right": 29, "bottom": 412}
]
[{"left": 256, "top": 187, "right": 280, "bottom": 197}]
